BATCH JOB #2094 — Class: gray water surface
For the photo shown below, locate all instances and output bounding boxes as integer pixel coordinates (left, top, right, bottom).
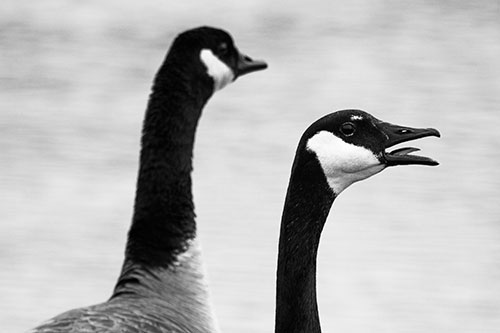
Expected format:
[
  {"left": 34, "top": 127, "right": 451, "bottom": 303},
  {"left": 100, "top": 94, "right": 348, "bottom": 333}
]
[{"left": 1, "top": 1, "right": 500, "bottom": 332}]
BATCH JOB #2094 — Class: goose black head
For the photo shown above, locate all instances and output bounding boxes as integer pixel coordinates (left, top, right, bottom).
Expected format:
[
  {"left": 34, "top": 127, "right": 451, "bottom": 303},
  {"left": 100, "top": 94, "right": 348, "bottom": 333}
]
[
  {"left": 167, "top": 26, "right": 267, "bottom": 92},
  {"left": 300, "top": 109, "right": 440, "bottom": 195}
]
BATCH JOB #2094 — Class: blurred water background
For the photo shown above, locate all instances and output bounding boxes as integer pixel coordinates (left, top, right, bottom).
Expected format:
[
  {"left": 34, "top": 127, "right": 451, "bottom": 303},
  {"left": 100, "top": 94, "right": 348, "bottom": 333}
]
[{"left": 1, "top": 0, "right": 500, "bottom": 332}]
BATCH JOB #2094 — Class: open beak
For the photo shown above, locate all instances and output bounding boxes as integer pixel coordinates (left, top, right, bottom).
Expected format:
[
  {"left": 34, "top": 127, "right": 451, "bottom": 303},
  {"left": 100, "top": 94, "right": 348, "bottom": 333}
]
[
  {"left": 235, "top": 50, "right": 267, "bottom": 78},
  {"left": 376, "top": 121, "right": 441, "bottom": 166}
]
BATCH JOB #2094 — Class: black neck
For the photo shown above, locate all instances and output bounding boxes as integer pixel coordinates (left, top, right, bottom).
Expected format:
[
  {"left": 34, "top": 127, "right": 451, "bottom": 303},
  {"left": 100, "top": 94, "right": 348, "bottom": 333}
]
[
  {"left": 115, "top": 57, "right": 213, "bottom": 286},
  {"left": 275, "top": 155, "right": 335, "bottom": 333}
]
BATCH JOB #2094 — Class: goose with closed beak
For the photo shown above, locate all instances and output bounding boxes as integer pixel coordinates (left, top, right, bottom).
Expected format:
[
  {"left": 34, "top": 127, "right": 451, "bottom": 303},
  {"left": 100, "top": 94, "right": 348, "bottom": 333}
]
[
  {"left": 30, "top": 26, "right": 267, "bottom": 333},
  {"left": 274, "top": 109, "right": 440, "bottom": 333}
]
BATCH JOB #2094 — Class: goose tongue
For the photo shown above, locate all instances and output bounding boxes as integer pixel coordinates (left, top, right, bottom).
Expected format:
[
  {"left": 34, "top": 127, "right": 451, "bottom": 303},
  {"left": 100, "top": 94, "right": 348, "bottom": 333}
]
[
  {"left": 389, "top": 147, "right": 421, "bottom": 156},
  {"left": 385, "top": 147, "right": 438, "bottom": 166}
]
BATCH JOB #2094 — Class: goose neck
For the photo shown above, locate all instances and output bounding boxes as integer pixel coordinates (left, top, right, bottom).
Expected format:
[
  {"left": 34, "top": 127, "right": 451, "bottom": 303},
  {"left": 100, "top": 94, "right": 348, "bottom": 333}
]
[
  {"left": 275, "top": 169, "right": 335, "bottom": 333},
  {"left": 123, "top": 64, "right": 212, "bottom": 271}
]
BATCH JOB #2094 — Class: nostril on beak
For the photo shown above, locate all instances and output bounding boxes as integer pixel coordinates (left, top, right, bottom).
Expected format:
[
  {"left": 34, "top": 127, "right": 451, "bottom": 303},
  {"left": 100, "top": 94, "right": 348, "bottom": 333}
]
[{"left": 398, "top": 129, "right": 412, "bottom": 134}]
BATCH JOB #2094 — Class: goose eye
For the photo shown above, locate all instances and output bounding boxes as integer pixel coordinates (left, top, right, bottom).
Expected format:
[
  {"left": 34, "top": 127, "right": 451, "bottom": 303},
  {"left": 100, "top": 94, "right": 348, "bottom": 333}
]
[
  {"left": 340, "top": 122, "right": 356, "bottom": 136},
  {"left": 217, "top": 42, "right": 229, "bottom": 56}
]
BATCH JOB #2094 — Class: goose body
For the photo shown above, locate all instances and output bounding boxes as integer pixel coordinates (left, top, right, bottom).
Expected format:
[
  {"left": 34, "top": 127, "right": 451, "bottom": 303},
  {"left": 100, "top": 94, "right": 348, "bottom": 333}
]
[
  {"left": 274, "top": 110, "right": 440, "bottom": 333},
  {"left": 30, "top": 26, "right": 267, "bottom": 333}
]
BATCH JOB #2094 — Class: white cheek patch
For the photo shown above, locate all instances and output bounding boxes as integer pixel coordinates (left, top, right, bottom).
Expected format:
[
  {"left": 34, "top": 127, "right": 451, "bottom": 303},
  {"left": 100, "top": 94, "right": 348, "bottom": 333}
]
[
  {"left": 200, "top": 49, "right": 235, "bottom": 92},
  {"left": 306, "top": 131, "right": 385, "bottom": 195}
]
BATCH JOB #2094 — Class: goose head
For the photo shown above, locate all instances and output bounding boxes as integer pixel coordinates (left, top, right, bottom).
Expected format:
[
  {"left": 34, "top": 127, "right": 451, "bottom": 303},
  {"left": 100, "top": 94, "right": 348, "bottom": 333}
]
[
  {"left": 298, "top": 109, "right": 440, "bottom": 195},
  {"left": 166, "top": 26, "right": 267, "bottom": 92}
]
